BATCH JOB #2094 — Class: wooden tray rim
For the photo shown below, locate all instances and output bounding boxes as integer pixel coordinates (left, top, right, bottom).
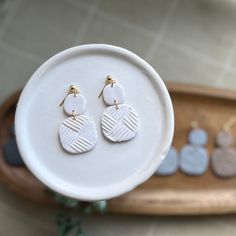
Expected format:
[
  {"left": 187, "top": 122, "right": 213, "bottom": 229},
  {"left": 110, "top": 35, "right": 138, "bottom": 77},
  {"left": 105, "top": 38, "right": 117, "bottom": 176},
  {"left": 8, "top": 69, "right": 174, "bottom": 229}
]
[{"left": 2, "top": 83, "right": 236, "bottom": 215}]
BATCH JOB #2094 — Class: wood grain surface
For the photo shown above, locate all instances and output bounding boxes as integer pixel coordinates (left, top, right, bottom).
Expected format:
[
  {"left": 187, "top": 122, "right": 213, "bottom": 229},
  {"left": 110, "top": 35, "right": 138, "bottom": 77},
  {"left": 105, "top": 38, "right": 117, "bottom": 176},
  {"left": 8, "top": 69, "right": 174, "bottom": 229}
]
[{"left": 1, "top": 83, "right": 236, "bottom": 215}]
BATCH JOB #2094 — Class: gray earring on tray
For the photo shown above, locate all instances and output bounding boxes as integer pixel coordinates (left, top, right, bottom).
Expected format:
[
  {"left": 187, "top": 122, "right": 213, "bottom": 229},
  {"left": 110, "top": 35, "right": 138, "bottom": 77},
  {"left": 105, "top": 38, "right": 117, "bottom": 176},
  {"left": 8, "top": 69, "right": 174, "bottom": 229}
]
[
  {"left": 179, "top": 121, "right": 209, "bottom": 176},
  {"left": 155, "top": 145, "right": 179, "bottom": 176},
  {"left": 3, "top": 124, "right": 24, "bottom": 166},
  {"left": 211, "top": 116, "right": 236, "bottom": 178}
]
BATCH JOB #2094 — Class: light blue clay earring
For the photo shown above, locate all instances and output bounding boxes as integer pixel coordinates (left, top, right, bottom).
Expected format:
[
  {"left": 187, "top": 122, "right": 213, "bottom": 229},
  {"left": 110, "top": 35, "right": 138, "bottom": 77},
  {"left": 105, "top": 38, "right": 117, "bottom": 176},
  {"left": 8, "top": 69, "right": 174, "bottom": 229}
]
[
  {"left": 155, "top": 146, "right": 179, "bottom": 176},
  {"left": 179, "top": 121, "right": 209, "bottom": 176}
]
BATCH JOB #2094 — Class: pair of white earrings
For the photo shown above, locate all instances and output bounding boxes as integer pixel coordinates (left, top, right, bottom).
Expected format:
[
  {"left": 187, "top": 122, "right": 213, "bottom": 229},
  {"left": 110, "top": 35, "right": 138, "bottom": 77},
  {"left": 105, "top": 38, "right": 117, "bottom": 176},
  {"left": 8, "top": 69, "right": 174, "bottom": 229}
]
[{"left": 59, "top": 75, "right": 139, "bottom": 154}]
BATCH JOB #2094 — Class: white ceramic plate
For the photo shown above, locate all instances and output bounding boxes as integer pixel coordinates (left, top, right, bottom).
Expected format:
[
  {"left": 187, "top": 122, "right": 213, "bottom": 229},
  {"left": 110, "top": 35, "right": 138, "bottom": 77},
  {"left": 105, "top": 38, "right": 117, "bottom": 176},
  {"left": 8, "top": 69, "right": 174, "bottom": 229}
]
[{"left": 15, "top": 44, "right": 174, "bottom": 201}]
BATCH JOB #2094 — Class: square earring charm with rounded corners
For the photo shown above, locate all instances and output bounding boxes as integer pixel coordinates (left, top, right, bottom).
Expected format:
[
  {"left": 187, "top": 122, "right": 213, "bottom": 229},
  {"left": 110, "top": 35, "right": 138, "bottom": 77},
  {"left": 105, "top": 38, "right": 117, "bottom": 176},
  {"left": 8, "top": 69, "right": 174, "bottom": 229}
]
[
  {"left": 15, "top": 44, "right": 174, "bottom": 201},
  {"left": 155, "top": 146, "right": 179, "bottom": 176}
]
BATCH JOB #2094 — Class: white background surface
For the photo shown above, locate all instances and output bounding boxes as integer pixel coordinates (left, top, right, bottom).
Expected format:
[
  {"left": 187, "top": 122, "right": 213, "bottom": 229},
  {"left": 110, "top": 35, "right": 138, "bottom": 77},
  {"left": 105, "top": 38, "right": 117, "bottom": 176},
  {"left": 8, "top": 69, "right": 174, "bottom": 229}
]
[{"left": 15, "top": 44, "right": 174, "bottom": 201}]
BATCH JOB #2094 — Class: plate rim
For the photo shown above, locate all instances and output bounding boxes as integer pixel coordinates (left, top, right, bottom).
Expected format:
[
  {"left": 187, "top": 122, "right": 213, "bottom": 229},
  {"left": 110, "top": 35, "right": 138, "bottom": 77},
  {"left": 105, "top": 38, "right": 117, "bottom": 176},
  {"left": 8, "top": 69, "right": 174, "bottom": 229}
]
[{"left": 15, "top": 44, "right": 174, "bottom": 201}]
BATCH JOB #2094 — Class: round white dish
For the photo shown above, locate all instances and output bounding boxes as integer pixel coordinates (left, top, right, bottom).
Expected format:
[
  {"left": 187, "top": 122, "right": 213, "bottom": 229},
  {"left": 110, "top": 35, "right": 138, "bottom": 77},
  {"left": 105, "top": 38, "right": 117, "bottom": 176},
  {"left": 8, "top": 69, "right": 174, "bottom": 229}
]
[{"left": 15, "top": 44, "right": 174, "bottom": 201}]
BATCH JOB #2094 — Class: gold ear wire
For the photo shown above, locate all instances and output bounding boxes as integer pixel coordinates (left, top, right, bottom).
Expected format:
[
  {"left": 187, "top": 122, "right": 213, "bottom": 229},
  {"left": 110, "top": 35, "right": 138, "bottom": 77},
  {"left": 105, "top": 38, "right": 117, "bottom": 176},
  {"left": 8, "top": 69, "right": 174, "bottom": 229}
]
[
  {"left": 223, "top": 116, "right": 236, "bottom": 133},
  {"left": 98, "top": 75, "right": 116, "bottom": 99},
  {"left": 191, "top": 120, "right": 199, "bottom": 129},
  {"left": 59, "top": 85, "right": 79, "bottom": 107},
  {"left": 114, "top": 100, "right": 119, "bottom": 109}
]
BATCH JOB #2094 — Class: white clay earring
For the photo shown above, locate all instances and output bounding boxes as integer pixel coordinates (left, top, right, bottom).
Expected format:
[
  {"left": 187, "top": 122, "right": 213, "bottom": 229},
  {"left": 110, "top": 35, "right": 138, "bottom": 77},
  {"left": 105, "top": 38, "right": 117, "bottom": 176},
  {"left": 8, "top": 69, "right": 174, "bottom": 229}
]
[
  {"left": 98, "top": 75, "right": 139, "bottom": 142},
  {"left": 59, "top": 85, "right": 97, "bottom": 154}
]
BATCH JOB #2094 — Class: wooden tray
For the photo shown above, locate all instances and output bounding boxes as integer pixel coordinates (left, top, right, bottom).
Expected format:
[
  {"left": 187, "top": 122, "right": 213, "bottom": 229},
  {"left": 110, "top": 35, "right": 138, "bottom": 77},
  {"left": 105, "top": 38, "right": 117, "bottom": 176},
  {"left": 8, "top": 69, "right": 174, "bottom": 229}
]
[{"left": 2, "top": 83, "right": 236, "bottom": 215}]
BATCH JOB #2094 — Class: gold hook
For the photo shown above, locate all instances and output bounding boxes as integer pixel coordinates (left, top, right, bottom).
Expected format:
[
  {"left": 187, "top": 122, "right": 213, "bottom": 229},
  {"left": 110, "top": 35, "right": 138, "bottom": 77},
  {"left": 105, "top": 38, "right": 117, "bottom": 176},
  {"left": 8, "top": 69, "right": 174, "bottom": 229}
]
[
  {"left": 72, "top": 110, "right": 76, "bottom": 120},
  {"left": 114, "top": 100, "right": 119, "bottom": 109},
  {"left": 98, "top": 75, "right": 116, "bottom": 99},
  {"left": 223, "top": 116, "right": 236, "bottom": 133},
  {"left": 59, "top": 85, "right": 79, "bottom": 107},
  {"left": 190, "top": 120, "right": 198, "bottom": 129}
]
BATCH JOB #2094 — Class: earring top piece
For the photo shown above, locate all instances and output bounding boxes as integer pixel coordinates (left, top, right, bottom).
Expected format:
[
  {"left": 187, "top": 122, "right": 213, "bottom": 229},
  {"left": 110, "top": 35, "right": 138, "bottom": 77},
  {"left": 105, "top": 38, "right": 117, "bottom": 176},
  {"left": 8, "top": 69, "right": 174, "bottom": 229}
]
[
  {"left": 99, "top": 75, "right": 125, "bottom": 106},
  {"left": 63, "top": 94, "right": 86, "bottom": 116}
]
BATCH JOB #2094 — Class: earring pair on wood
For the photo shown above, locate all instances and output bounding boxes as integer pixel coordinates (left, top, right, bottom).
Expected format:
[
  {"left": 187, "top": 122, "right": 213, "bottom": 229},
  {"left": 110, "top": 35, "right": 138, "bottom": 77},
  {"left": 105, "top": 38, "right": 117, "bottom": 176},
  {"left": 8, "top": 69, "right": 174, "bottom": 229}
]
[{"left": 156, "top": 117, "right": 236, "bottom": 178}]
